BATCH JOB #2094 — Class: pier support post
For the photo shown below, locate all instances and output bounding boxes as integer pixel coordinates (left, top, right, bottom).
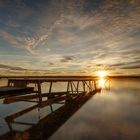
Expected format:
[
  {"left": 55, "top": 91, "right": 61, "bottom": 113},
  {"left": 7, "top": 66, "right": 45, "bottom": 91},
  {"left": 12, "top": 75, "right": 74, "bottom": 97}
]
[
  {"left": 94, "top": 80, "right": 97, "bottom": 90},
  {"left": 70, "top": 82, "right": 74, "bottom": 94},
  {"left": 37, "top": 80, "right": 42, "bottom": 104},
  {"left": 67, "top": 82, "right": 69, "bottom": 93},
  {"left": 76, "top": 81, "right": 79, "bottom": 94},
  {"left": 82, "top": 81, "right": 85, "bottom": 93},
  {"left": 48, "top": 82, "right": 53, "bottom": 99}
]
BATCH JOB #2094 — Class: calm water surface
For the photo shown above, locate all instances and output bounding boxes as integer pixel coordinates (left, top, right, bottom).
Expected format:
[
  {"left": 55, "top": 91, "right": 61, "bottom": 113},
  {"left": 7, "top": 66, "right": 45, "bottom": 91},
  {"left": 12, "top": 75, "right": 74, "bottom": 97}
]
[
  {"left": 0, "top": 78, "right": 140, "bottom": 140},
  {"left": 50, "top": 78, "right": 140, "bottom": 140}
]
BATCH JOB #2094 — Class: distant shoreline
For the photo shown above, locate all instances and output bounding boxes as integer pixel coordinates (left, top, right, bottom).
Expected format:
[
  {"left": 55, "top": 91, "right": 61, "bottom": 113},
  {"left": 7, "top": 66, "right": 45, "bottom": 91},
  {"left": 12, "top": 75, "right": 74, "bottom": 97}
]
[
  {"left": 0, "top": 75, "right": 140, "bottom": 79},
  {"left": 109, "top": 76, "right": 140, "bottom": 79}
]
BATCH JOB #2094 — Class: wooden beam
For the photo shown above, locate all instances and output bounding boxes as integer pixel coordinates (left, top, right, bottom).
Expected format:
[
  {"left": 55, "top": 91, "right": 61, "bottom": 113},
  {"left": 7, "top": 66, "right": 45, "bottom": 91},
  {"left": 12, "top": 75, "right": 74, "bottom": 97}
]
[
  {"left": 5, "top": 104, "right": 39, "bottom": 122},
  {"left": 3, "top": 92, "right": 68, "bottom": 104}
]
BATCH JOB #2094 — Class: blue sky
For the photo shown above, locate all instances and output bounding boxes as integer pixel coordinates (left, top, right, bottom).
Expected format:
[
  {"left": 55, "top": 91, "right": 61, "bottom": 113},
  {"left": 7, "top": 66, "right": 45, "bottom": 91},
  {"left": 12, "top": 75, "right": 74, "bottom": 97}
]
[{"left": 0, "top": 0, "right": 140, "bottom": 75}]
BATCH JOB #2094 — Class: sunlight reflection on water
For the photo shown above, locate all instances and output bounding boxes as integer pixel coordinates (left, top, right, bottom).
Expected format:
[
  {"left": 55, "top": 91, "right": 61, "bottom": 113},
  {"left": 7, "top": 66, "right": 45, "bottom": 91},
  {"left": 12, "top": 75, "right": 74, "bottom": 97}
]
[
  {"left": 98, "top": 78, "right": 106, "bottom": 88},
  {"left": 97, "top": 77, "right": 110, "bottom": 90},
  {"left": 0, "top": 78, "right": 140, "bottom": 140},
  {"left": 50, "top": 78, "right": 140, "bottom": 140}
]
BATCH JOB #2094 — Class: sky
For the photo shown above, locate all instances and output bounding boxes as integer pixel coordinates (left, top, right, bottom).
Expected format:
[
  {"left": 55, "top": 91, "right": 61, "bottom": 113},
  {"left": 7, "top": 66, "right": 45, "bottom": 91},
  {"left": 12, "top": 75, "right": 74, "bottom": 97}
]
[{"left": 0, "top": 0, "right": 140, "bottom": 76}]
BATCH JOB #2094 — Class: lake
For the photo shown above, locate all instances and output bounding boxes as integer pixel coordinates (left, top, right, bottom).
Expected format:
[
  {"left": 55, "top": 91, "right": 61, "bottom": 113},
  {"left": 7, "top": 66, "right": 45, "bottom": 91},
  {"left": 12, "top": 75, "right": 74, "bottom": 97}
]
[{"left": 0, "top": 78, "right": 140, "bottom": 140}]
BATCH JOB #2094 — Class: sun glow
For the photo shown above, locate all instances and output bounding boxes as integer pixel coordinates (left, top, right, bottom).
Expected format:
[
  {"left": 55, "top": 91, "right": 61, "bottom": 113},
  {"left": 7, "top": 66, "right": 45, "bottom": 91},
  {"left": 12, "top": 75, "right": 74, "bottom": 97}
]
[
  {"left": 96, "top": 70, "right": 108, "bottom": 88},
  {"left": 97, "top": 70, "right": 107, "bottom": 78}
]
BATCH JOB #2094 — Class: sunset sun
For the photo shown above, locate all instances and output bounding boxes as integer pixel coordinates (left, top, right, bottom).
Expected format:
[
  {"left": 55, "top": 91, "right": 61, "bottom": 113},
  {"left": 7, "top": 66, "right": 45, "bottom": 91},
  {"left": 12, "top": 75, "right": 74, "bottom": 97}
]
[{"left": 97, "top": 70, "right": 107, "bottom": 78}]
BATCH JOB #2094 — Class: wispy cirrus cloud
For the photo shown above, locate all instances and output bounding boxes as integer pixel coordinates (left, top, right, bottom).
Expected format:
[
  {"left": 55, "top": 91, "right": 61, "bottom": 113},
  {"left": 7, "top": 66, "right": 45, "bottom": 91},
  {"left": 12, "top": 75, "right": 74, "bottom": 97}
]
[{"left": 0, "top": 0, "right": 140, "bottom": 75}]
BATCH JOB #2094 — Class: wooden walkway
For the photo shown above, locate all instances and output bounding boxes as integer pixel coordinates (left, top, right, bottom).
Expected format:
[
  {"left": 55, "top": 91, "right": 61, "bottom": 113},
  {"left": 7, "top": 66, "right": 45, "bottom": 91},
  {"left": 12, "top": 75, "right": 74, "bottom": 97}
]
[{"left": 0, "top": 76, "right": 100, "bottom": 105}]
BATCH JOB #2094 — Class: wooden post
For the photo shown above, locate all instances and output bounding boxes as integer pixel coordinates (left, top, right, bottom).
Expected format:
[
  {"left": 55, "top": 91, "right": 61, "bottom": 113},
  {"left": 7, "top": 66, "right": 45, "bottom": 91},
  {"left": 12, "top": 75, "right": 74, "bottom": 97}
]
[
  {"left": 70, "top": 82, "right": 73, "bottom": 94},
  {"left": 72, "top": 82, "right": 77, "bottom": 93},
  {"left": 91, "top": 81, "right": 94, "bottom": 91},
  {"left": 94, "top": 80, "right": 97, "bottom": 90},
  {"left": 48, "top": 82, "right": 53, "bottom": 99},
  {"left": 6, "top": 121, "right": 13, "bottom": 133},
  {"left": 76, "top": 81, "right": 79, "bottom": 94},
  {"left": 8, "top": 79, "right": 10, "bottom": 86},
  {"left": 89, "top": 81, "right": 92, "bottom": 92},
  {"left": 37, "top": 80, "right": 42, "bottom": 104},
  {"left": 82, "top": 81, "right": 85, "bottom": 93},
  {"left": 49, "top": 82, "right": 53, "bottom": 94},
  {"left": 50, "top": 104, "right": 53, "bottom": 113},
  {"left": 67, "top": 81, "right": 69, "bottom": 93}
]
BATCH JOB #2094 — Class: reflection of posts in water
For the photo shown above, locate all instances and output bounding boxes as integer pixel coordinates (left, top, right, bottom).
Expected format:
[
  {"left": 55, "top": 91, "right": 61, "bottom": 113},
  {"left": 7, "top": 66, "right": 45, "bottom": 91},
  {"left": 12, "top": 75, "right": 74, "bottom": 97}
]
[
  {"left": 5, "top": 97, "right": 66, "bottom": 134},
  {"left": 4, "top": 91, "right": 98, "bottom": 139},
  {"left": 4, "top": 94, "right": 76, "bottom": 127},
  {"left": 5, "top": 104, "right": 39, "bottom": 133},
  {"left": 29, "top": 92, "right": 97, "bottom": 139},
  {"left": 37, "top": 80, "right": 42, "bottom": 105}
]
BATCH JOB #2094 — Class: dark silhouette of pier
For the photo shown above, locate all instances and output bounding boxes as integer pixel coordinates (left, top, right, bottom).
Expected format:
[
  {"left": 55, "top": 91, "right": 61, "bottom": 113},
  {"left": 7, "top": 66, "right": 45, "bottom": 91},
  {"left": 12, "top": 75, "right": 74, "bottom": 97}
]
[
  {"left": 0, "top": 76, "right": 104, "bottom": 139},
  {"left": 0, "top": 93, "right": 97, "bottom": 140},
  {"left": 0, "top": 76, "right": 102, "bottom": 140},
  {"left": 0, "top": 76, "right": 101, "bottom": 104}
]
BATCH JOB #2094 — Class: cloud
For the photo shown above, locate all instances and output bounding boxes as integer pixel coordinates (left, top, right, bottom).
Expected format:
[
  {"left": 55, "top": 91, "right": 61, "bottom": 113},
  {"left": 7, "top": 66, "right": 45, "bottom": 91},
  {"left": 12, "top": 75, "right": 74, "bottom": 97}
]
[
  {"left": 0, "top": 0, "right": 140, "bottom": 75},
  {"left": 122, "top": 65, "right": 140, "bottom": 69},
  {"left": 0, "top": 30, "right": 26, "bottom": 49},
  {"left": 0, "top": 30, "right": 36, "bottom": 54},
  {"left": 0, "top": 64, "right": 26, "bottom": 70},
  {"left": 60, "top": 56, "right": 74, "bottom": 63}
]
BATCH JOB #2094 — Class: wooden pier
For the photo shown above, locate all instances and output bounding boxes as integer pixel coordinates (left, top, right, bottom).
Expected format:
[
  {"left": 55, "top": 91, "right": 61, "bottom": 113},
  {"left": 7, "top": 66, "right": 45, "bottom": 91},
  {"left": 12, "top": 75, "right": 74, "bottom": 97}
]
[
  {"left": 0, "top": 76, "right": 105, "bottom": 139},
  {"left": 0, "top": 76, "right": 100, "bottom": 105}
]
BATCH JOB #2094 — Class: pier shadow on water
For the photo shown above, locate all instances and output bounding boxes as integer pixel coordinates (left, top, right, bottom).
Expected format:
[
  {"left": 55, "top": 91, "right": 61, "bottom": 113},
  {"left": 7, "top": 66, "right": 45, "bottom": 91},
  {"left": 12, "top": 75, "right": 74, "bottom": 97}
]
[
  {"left": 0, "top": 86, "right": 99, "bottom": 140},
  {"left": 0, "top": 77, "right": 140, "bottom": 140}
]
